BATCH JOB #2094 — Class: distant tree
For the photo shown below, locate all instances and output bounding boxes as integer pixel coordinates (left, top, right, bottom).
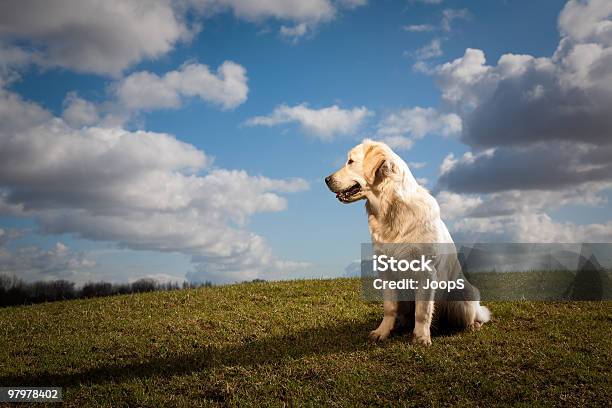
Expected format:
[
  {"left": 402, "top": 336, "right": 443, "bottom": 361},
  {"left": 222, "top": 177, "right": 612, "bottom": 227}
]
[
  {"left": 130, "top": 278, "right": 157, "bottom": 293},
  {"left": 0, "top": 274, "right": 215, "bottom": 307},
  {"left": 81, "top": 282, "right": 113, "bottom": 298},
  {"left": 31, "top": 280, "right": 75, "bottom": 302}
]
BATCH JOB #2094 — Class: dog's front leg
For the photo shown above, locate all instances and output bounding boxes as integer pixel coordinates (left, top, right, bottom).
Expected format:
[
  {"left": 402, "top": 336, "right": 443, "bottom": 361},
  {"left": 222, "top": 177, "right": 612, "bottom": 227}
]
[
  {"left": 412, "top": 300, "right": 434, "bottom": 346},
  {"left": 369, "top": 300, "right": 398, "bottom": 341}
]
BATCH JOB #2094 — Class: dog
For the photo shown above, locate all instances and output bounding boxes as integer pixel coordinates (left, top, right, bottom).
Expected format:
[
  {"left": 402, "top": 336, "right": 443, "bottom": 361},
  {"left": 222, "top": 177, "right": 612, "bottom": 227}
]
[{"left": 325, "top": 139, "right": 490, "bottom": 346}]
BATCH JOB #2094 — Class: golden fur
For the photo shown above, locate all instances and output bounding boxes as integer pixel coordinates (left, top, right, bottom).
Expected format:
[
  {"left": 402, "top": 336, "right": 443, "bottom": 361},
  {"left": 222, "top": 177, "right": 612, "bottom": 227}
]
[{"left": 326, "top": 139, "right": 490, "bottom": 346}]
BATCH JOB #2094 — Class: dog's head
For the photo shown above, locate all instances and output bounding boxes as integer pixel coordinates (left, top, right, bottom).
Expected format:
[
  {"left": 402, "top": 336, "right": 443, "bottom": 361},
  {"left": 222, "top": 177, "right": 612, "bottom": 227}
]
[{"left": 325, "top": 139, "right": 401, "bottom": 204}]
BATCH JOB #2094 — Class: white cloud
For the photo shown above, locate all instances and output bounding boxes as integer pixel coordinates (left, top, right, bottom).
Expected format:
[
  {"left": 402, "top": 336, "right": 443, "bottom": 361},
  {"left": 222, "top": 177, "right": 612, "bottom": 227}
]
[
  {"left": 375, "top": 107, "right": 461, "bottom": 150},
  {"left": 0, "top": 0, "right": 197, "bottom": 76},
  {"left": 62, "top": 92, "right": 100, "bottom": 128},
  {"left": 451, "top": 217, "right": 504, "bottom": 237},
  {"left": 0, "top": 42, "right": 34, "bottom": 85},
  {"left": 115, "top": 61, "right": 248, "bottom": 111},
  {"left": 380, "top": 136, "right": 415, "bottom": 151},
  {"left": 431, "top": 48, "right": 495, "bottom": 107},
  {"left": 246, "top": 103, "right": 372, "bottom": 140},
  {"left": 411, "top": 0, "right": 443, "bottom": 4},
  {"left": 280, "top": 23, "right": 310, "bottom": 42},
  {"left": 0, "top": 230, "right": 96, "bottom": 282},
  {"left": 437, "top": 143, "right": 612, "bottom": 193},
  {"left": 415, "top": 38, "right": 443, "bottom": 60},
  {"left": 0, "top": 88, "right": 308, "bottom": 283},
  {"left": 336, "top": 0, "right": 368, "bottom": 10},
  {"left": 436, "top": 183, "right": 612, "bottom": 242},
  {"left": 509, "top": 213, "right": 612, "bottom": 242},
  {"left": 129, "top": 273, "right": 186, "bottom": 284},
  {"left": 404, "top": 6, "right": 469, "bottom": 38},
  {"left": 432, "top": 5, "right": 612, "bottom": 192},
  {"left": 0, "top": 89, "right": 51, "bottom": 134},
  {"left": 449, "top": 211, "right": 612, "bottom": 243},
  {"left": 439, "top": 184, "right": 609, "bottom": 221},
  {"left": 55, "top": 60, "right": 248, "bottom": 129},
  {"left": 405, "top": 8, "right": 470, "bottom": 68},
  {"left": 0, "top": 0, "right": 366, "bottom": 77},
  {"left": 179, "top": 0, "right": 367, "bottom": 43},
  {"left": 408, "top": 161, "right": 427, "bottom": 169},
  {"left": 403, "top": 24, "right": 436, "bottom": 32},
  {"left": 195, "top": 0, "right": 337, "bottom": 23},
  {"left": 431, "top": 6, "right": 612, "bottom": 245},
  {"left": 441, "top": 8, "right": 470, "bottom": 32},
  {"left": 436, "top": 191, "right": 483, "bottom": 220},
  {"left": 558, "top": 0, "right": 612, "bottom": 45}
]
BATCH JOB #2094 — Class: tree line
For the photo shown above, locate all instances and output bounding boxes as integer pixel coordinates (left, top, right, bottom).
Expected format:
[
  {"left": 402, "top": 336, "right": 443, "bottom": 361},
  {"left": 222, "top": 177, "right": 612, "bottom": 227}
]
[{"left": 0, "top": 275, "right": 212, "bottom": 307}]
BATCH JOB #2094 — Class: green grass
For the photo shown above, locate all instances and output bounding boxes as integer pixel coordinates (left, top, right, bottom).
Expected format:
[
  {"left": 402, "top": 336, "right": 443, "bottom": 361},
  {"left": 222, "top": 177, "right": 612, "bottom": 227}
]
[{"left": 0, "top": 278, "right": 610, "bottom": 407}]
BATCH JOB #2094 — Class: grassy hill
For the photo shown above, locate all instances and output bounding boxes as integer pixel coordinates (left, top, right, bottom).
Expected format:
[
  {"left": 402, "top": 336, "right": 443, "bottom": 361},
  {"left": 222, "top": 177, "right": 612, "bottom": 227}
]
[{"left": 0, "top": 278, "right": 610, "bottom": 407}]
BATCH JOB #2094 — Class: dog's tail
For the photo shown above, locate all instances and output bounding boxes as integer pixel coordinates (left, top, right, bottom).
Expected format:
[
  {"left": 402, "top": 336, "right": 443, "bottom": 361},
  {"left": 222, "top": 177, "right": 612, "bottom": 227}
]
[{"left": 476, "top": 303, "right": 491, "bottom": 323}]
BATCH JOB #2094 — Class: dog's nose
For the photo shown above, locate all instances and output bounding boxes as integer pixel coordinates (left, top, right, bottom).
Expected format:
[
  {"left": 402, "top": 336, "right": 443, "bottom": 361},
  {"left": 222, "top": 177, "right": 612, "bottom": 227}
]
[{"left": 325, "top": 175, "right": 332, "bottom": 187}]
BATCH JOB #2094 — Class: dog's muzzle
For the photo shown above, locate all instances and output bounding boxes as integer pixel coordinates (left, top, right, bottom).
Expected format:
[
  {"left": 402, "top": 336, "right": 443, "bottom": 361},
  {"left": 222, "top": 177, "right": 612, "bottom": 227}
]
[
  {"left": 335, "top": 182, "right": 361, "bottom": 202},
  {"left": 326, "top": 175, "right": 362, "bottom": 203}
]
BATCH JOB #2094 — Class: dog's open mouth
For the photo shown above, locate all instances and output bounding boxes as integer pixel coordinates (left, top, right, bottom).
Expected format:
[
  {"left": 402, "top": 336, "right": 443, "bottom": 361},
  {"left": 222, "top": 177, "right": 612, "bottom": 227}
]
[{"left": 336, "top": 183, "right": 361, "bottom": 202}]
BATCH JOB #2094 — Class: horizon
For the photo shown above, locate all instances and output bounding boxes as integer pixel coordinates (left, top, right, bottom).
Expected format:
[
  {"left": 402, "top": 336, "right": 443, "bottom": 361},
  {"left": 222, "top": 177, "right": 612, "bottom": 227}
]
[{"left": 1, "top": 0, "right": 612, "bottom": 285}]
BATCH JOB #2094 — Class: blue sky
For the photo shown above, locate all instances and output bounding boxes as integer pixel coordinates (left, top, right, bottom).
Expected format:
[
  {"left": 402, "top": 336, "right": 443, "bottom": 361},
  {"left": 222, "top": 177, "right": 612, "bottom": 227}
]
[{"left": 1, "top": 0, "right": 611, "bottom": 284}]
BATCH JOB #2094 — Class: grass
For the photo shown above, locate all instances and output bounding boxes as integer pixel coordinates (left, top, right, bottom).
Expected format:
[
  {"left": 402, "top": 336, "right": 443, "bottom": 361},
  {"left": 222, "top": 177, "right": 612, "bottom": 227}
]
[{"left": 0, "top": 278, "right": 610, "bottom": 407}]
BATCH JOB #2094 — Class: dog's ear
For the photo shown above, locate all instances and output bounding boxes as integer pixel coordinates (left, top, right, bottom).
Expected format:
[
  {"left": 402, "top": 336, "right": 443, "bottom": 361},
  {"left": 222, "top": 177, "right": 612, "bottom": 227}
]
[{"left": 363, "top": 144, "right": 393, "bottom": 185}]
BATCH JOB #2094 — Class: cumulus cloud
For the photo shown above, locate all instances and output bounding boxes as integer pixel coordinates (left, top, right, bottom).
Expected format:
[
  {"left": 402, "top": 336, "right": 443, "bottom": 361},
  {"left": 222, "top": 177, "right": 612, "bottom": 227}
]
[
  {"left": 508, "top": 214, "right": 612, "bottom": 242},
  {"left": 62, "top": 92, "right": 100, "bottom": 128},
  {"left": 246, "top": 103, "right": 372, "bottom": 140},
  {"left": 438, "top": 186, "right": 609, "bottom": 222},
  {"left": 0, "top": 0, "right": 366, "bottom": 77},
  {"left": 430, "top": 48, "right": 495, "bottom": 107},
  {"left": 438, "top": 144, "right": 612, "bottom": 193},
  {"left": 0, "top": 89, "right": 51, "bottom": 134},
  {"left": 0, "top": 42, "right": 34, "bottom": 85},
  {"left": 0, "top": 88, "right": 308, "bottom": 283},
  {"left": 56, "top": 60, "right": 248, "bottom": 130},
  {"left": 451, "top": 212, "right": 612, "bottom": 243},
  {"left": 375, "top": 106, "right": 461, "bottom": 150},
  {"left": 433, "top": 0, "right": 612, "bottom": 195},
  {"left": 0, "top": 229, "right": 96, "bottom": 282},
  {"left": 429, "top": 0, "right": 612, "bottom": 242},
  {"left": 557, "top": 0, "right": 612, "bottom": 45},
  {"left": 195, "top": 0, "right": 337, "bottom": 23},
  {"left": 437, "top": 185, "right": 612, "bottom": 242},
  {"left": 0, "top": 0, "right": 197, "bottom": 76},
  {"left": 115, "top": 61, "right": 248, "bottom": 111},
  {"left": 187, "top": 0, "right": 367, "bottom": 42}
]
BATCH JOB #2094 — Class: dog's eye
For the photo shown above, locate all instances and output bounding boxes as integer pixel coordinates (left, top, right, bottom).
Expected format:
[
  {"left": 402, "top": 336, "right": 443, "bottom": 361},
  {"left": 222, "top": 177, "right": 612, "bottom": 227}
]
[{"left": 347, "top": 159, "right": 354, "bottom": 165}]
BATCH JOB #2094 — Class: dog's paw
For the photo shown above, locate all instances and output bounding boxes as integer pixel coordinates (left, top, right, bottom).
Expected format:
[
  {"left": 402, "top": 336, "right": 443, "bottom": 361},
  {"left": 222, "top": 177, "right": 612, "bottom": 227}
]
[
  {"left": 468, "top": 321, "right": 483, "bottom": 332},
  {"left": 411, "top": 334, "right": 432, "bottom": 346},
  {"left": 368, "top": 329, "right": 390, "bottom": 342}
]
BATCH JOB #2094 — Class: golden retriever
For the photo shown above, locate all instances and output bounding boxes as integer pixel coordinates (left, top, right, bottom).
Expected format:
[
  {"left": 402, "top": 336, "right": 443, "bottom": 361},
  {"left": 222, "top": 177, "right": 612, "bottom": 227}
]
[{"left": 325, "top": 139, "right": 490, "bottom": 346}]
